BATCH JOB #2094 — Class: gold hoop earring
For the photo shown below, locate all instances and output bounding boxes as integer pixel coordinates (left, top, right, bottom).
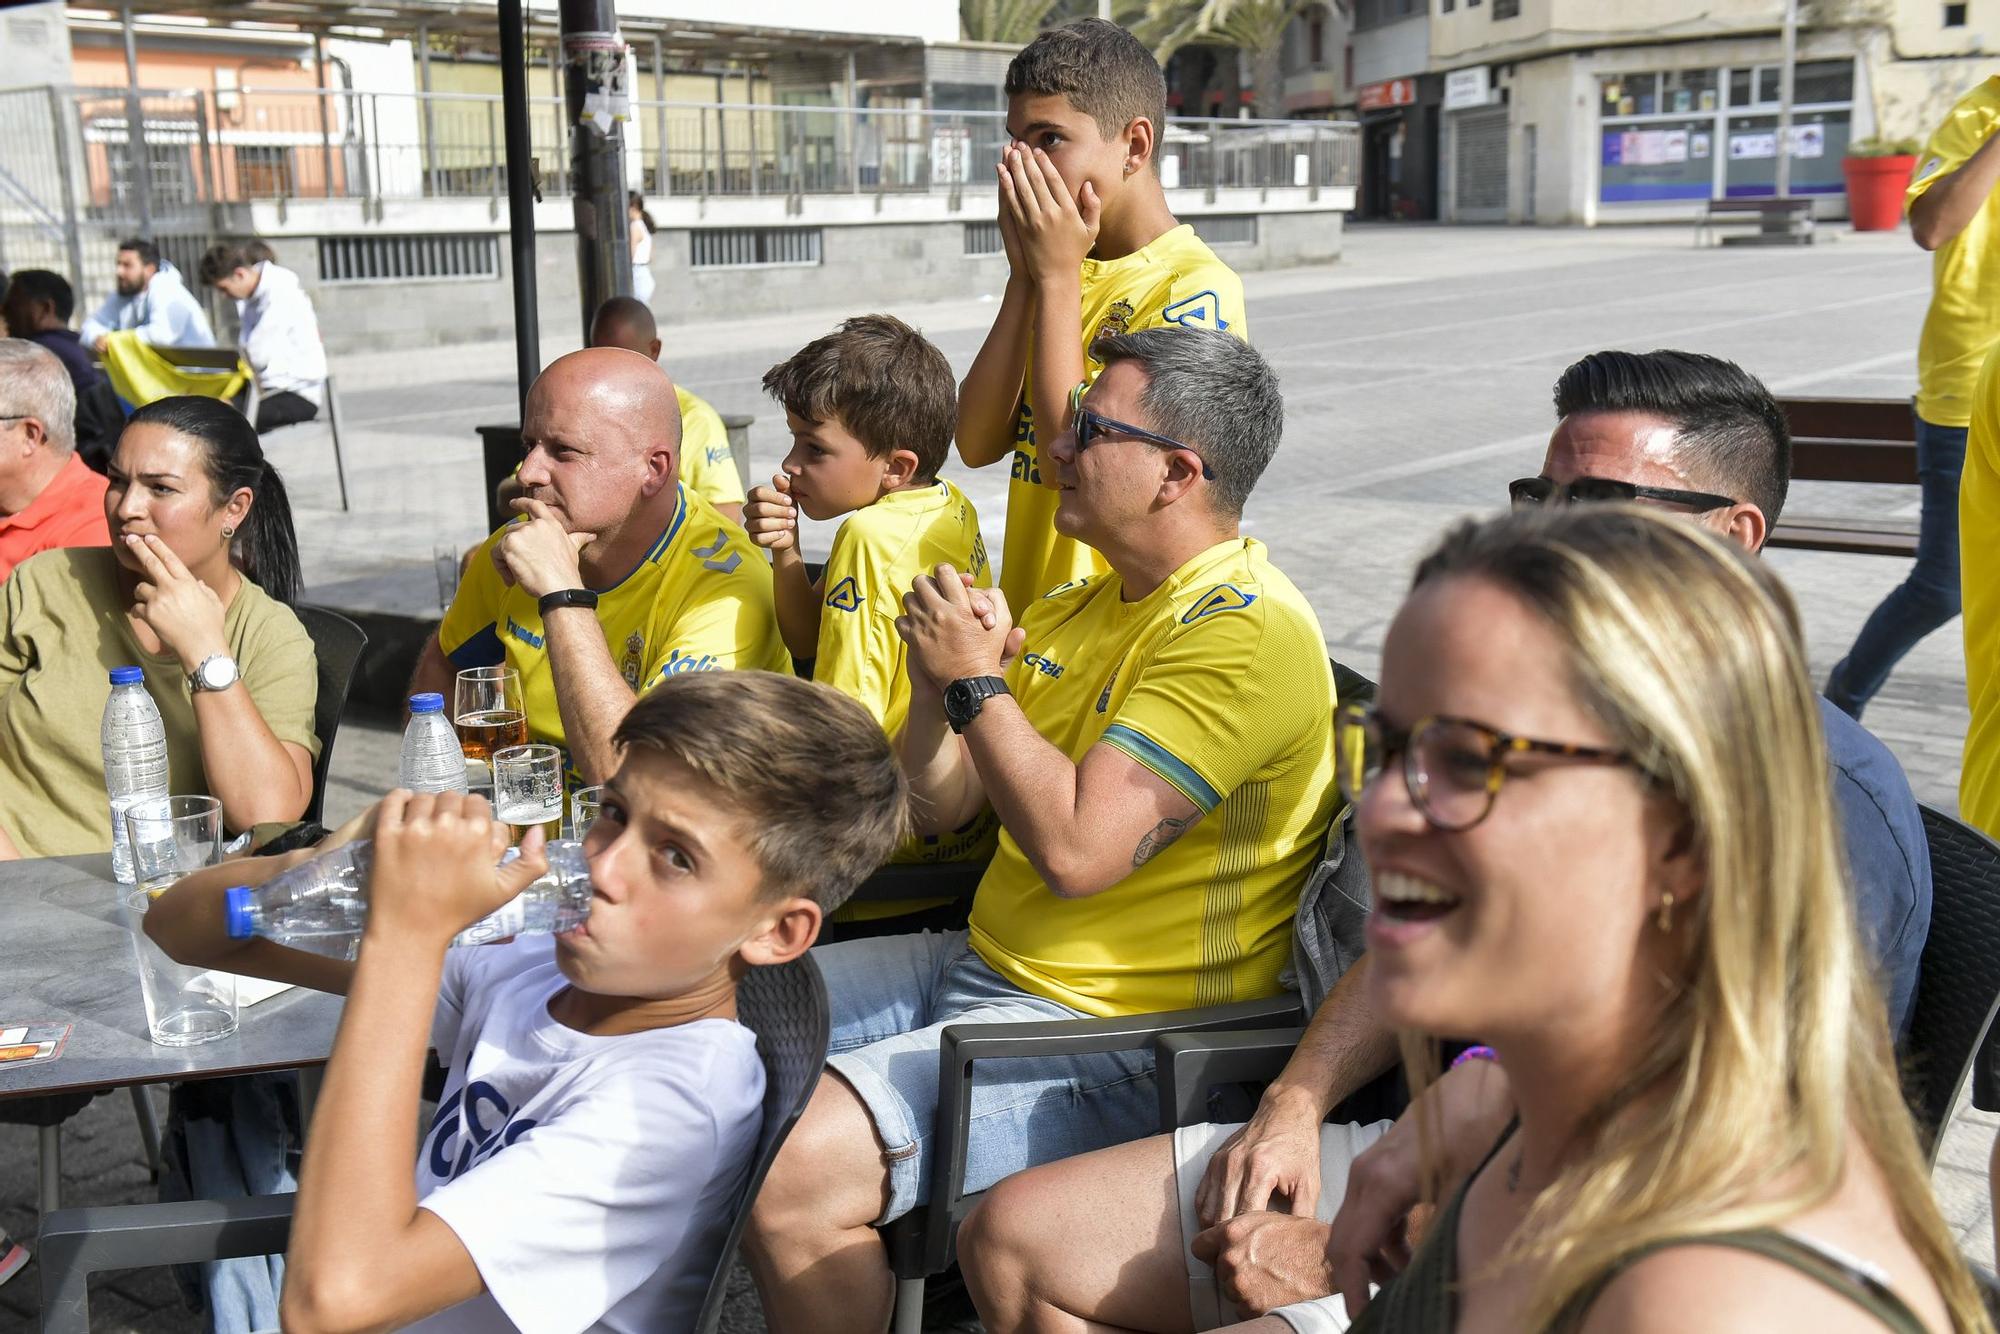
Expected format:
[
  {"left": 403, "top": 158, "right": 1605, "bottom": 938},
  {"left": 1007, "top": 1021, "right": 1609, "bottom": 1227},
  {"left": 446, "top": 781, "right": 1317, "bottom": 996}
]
[{"left": 1656, "top": 890, "right": 1676, "bottom": 933}]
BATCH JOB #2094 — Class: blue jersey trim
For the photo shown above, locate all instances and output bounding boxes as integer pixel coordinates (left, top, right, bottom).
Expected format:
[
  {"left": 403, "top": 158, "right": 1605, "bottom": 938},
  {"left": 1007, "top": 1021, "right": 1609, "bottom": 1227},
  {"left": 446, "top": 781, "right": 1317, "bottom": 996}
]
[
  {"left": 599, "top": 484, "right": 687, "bottom": 595},
  {"left": 445, "top": 622, "right": 507, "bottom": 670},
  {"left": 1102, "top": 724, "right": 1221, "bottom": 812}
]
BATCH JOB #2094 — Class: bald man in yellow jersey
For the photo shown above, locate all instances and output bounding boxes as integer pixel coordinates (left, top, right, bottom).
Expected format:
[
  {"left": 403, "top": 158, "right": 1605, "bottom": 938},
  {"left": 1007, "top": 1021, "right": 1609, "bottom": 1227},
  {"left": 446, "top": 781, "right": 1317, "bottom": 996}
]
[
  {"left": 745, "top": 329, "right": 1334, "bottom": 1334},
  {"left": 956, "top": 19, "right": 1249, "bottom": 614},
  {"left": 410, "top": 348, "right": 785, "bottom": 790}
]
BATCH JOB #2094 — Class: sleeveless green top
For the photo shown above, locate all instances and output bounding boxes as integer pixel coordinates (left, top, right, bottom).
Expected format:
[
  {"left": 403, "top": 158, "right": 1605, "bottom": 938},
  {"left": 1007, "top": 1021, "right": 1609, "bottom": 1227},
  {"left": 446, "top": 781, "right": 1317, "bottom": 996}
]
[{"left": 1349, "top": 1129, "right": 1932, "bottom": 1334}]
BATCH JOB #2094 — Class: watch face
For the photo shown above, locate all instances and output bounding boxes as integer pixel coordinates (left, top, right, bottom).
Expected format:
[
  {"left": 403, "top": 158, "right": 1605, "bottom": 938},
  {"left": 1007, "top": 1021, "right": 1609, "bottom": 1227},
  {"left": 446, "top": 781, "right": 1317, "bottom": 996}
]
[
  {"left": 943, "top": 679, "right": 976, "bottom": 721},
  {"left": 199, "top": 657, "right": 239, "bottom": 690}
]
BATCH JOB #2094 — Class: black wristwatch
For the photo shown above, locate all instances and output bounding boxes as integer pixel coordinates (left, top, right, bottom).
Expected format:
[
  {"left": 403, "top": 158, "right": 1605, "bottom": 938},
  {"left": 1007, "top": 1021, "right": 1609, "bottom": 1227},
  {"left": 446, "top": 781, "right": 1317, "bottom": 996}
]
[
  {"left": 538, "top": 588, "right": 600, "bottom": 616},
  {"left": 943, "top": 676, "right": 1010, "bottom": 734}
]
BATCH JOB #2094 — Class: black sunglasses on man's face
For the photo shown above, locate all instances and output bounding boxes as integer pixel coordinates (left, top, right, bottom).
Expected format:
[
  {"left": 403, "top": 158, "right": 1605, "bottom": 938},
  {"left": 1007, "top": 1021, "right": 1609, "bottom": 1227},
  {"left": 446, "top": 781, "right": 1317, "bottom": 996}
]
[{"left": 1508, "top": 475, "right": 1738, "bottom": 513}]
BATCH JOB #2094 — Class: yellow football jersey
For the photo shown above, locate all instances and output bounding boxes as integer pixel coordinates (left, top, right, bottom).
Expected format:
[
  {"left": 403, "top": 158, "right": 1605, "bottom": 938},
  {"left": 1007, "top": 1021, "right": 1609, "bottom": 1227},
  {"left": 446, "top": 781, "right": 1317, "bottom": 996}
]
[
  {"left": 1911, "top": 77, "right": 2000, "bottom": 428},
  {"left": 815, "top": 480, "right": 998, "bottom": 918},
  {"left": 1960, "top": 340, "right": 2000, "bottom": 835},
  {"left": 999, "top": 224, "right": 1250, "bottom": 612},
  {"left": 677, "top": 385, "right": 747, "bottom": 510},
  {"left": 968, "top": 538, "right": 1336, "bottom": 1017},
  {"left": 440, "top": 484, "right": 787, "bottom": 786}
]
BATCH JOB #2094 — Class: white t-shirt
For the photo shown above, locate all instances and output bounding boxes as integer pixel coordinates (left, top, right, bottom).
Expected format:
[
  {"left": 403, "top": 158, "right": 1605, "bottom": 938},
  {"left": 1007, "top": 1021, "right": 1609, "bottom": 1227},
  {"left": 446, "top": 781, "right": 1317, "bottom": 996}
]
[{"left": 405, "top": 937, "right": 765, "bottom": 1334}]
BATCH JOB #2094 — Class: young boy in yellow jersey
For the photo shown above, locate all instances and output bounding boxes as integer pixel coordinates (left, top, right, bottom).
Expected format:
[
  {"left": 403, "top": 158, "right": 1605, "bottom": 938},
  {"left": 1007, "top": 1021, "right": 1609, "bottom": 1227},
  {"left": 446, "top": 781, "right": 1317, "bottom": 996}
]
[
  {"left": 744, "top": 316, "right": 997, "bottom": 922},
  {"left": 956, "top": 18, "right": 1250, "bottom": 613}
]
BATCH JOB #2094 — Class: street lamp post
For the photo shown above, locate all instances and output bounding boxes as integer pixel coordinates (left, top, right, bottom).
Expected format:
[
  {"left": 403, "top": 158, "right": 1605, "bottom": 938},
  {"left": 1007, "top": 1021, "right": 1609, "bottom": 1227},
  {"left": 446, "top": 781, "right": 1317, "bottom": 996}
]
[{"left": 559, "top": 0, "right": 632, "bottom": 336}]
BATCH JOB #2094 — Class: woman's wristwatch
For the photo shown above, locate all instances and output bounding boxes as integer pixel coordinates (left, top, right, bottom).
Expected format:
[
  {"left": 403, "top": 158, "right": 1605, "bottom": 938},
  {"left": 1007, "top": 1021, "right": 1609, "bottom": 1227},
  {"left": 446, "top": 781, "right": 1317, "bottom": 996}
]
[{"left": 187, "top": 654, "right": 241, "bottom": 693}]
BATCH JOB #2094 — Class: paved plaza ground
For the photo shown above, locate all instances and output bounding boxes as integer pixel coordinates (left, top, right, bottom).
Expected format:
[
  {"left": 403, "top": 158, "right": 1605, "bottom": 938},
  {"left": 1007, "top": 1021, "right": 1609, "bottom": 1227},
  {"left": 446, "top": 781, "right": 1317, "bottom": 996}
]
[{"left": 3, "top": 221, "right": 1991, "bottom": 1331}]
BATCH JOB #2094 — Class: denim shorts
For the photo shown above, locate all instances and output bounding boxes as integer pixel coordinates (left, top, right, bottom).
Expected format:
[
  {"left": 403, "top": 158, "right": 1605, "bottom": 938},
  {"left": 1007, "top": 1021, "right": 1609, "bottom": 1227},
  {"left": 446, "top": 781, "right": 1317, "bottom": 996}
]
[{"left": 815, "top": 929, "right": 1158, "bottom": 1225}]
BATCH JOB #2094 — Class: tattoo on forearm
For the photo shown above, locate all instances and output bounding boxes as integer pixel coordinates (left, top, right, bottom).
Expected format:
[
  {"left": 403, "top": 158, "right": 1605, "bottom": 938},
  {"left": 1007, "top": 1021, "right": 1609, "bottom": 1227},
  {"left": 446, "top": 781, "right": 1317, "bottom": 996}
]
[{"left": 1133, "top": 813, "right": 1195, "bottom": 867}]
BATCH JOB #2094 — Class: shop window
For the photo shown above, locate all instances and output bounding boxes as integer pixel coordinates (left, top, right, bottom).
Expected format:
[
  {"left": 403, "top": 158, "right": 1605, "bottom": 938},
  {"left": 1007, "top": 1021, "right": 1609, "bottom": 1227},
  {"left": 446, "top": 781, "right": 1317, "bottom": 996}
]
[{"left": 1793, "top": 59, "right": 1855, "bottom": 104}]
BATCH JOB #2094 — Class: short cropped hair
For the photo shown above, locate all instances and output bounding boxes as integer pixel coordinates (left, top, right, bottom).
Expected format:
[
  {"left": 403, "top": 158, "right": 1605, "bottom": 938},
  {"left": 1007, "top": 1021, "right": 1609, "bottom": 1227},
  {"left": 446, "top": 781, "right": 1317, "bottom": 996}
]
[
  {"left": 1089, "top": 327, "right": 1283, "bottom": 517},
  {"left": 762, "top": 314, "right": 956, "bottom": 482},
  {"left": 6, "top": 269, "right": 75, "bottom": 322},
  {"left": 612, "top": 671, "right": 908, "bottom": 913},
  {"left": 117, "top": 237, "right": 161, "bottom": 270},
  {"left": 1553, "top": 349, "right": 1791, "bottom": 527},
  {"left": 0, "top": 339, "right": 77, "bottom": 453},
  {"left": 589, "top": 295, "right": 657, "bottom": 353},
  {"left": 1006, "top": 19, "right": 1167, "bottom": 151},
  {"left": 197, "top": 240, "right": 261, "bottom": 287}
]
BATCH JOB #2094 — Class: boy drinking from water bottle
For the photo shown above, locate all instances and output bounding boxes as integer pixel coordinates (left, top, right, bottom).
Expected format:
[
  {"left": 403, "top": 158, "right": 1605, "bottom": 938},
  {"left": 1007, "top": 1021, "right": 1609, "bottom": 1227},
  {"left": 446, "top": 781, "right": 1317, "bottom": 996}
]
[{"left": 147, "top": 670, "right": 906, "bottom": 1333}]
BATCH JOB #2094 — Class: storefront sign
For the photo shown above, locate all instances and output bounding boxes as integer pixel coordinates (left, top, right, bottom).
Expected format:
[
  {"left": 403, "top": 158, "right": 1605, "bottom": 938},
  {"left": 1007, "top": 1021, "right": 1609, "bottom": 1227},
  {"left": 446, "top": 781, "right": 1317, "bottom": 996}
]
[
  {"left": 1444, "top": 66, "right": 1492, "bottom": 111},
  {"left": 1357, "top": 78, "right": 1417, "bottom": 112}
]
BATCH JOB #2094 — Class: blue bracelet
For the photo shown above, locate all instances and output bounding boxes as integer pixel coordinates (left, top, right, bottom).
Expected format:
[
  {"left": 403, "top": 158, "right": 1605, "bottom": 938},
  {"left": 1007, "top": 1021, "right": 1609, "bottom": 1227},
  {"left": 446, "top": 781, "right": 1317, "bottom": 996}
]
[{"left": 1450, "top": 1044, "right": 1499, "bottom": 1070}]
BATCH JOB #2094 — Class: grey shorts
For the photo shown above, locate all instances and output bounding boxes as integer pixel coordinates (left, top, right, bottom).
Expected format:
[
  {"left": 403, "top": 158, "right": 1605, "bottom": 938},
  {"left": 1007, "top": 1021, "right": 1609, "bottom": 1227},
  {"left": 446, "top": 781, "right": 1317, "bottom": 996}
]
[
  {"left": 815, "top": 929, "right": 1158, "bottom": 1225},
  {"left": 1172, "top": 1117, "right": 1391, "bottom": 1333}
]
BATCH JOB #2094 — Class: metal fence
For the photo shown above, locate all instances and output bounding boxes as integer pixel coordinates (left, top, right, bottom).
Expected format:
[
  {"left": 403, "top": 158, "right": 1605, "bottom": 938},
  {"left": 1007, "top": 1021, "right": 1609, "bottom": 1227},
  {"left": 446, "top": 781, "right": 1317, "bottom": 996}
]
[{"left": 3, "top": 85, "right": 1357, "bottom": 216}]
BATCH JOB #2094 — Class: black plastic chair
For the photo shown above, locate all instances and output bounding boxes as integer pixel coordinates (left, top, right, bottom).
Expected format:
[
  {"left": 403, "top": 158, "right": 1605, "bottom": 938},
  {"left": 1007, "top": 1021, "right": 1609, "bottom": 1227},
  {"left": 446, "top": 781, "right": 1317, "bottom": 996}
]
[
  {"left": 36, "top": 956, "right": 829, "bottom": 1334},
  {"left": 878, "top": 659, "right": 1376, "bottom": 1332},
  {"left": 1903, "top": 805, "right": 2000, "bottom": 1155},
  {"left": 693, "top": 954, "right": 831, "bottom": 1330},
  {"left": 292, "top": 604, "right": 367, "bottom": 826}
]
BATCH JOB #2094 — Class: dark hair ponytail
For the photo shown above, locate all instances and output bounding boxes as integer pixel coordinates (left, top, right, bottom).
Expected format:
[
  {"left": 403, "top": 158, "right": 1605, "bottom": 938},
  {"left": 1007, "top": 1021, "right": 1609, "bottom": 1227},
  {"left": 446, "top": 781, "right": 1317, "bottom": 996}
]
[
  {"left": 627, "top": 190, "right": 656, "bottom": 233},
  {"left": 125, "top": 396, "right": 303, "bottom": 605}
]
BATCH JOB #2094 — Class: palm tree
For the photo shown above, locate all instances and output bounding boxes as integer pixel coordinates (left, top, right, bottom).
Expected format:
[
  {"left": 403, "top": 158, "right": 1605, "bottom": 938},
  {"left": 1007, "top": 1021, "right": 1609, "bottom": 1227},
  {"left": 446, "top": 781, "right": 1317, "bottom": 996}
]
[
  {"left": 1136, "top": 0, "right": 1311, "bottom": 118},
  {"left": 960, "top": 0, "right": 1067, "bottom": 43}
]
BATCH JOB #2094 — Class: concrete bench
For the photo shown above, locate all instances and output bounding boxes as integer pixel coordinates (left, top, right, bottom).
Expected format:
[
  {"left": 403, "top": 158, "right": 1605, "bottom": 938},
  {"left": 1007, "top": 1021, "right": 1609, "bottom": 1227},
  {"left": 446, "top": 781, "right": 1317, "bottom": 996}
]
[
  {"left": 1766, "top": 395, "right": 1918, "bottom": 557},
  {"left": 1696, "top": 196, "right": 1816, "bottom": 248}
]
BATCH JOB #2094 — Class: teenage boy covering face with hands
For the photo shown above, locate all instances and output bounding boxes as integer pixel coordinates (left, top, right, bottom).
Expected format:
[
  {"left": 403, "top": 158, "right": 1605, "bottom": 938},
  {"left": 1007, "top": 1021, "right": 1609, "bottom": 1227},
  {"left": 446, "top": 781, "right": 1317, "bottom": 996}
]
[
  {"left": 145, "top": 671, "right": 907, "bottom": 1334},
  {"left": 956, "top": 18, "right": 1250, "bottom": 612}
]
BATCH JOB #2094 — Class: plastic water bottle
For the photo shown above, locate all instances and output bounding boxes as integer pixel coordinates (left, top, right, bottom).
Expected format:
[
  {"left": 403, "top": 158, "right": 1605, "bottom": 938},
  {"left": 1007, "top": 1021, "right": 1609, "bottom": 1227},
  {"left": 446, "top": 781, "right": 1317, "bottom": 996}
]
[
  {"left": 223, "top": 838, "right": 592, "bottom": 959},
  {"left": 400, "top": 692, "right": 468, "bottom": 795},
  {"left": 102, "top": 666, "right": 170, "bottom": 884}
]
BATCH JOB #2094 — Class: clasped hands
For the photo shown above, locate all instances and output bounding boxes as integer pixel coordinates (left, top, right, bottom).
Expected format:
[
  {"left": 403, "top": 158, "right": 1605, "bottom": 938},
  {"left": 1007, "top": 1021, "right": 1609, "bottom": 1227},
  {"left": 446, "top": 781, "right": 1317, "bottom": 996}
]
[{"left": 894, "top": 564, "right": 1020, "bottom": 694}]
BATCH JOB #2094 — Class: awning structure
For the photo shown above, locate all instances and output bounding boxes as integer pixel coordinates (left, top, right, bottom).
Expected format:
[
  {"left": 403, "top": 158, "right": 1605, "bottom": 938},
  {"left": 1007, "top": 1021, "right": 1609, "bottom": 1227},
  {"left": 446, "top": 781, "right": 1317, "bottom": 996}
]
[{"left": 65, "top": 0, "right": 937, "bottom": 410}]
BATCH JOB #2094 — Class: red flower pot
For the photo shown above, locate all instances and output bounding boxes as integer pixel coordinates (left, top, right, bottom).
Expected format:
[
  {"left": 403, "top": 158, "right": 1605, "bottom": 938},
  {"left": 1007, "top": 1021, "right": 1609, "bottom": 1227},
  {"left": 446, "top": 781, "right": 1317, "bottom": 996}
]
[{"left": 1842, "top": 154, "right": 1917, "bottom": 231}]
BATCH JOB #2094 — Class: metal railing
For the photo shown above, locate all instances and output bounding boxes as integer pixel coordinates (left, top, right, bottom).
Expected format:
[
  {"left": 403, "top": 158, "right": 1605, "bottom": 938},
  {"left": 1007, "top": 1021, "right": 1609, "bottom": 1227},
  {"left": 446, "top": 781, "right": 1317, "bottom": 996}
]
[{"left": 2, "top": 85, "right": 1358, "bottom": 218}]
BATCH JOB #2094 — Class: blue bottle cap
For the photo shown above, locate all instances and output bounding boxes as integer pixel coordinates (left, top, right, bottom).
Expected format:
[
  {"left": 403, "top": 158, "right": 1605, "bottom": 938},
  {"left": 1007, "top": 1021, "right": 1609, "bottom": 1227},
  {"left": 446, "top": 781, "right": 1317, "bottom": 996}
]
[
  {"left": 223, "top": 886, "right": 254, "bottom": 940},
  {"left": 409, "top": 692, "right": 446, "bottom": 714},
  {"left": 109, "top": 666, "right": 144, "bottom": 686}
]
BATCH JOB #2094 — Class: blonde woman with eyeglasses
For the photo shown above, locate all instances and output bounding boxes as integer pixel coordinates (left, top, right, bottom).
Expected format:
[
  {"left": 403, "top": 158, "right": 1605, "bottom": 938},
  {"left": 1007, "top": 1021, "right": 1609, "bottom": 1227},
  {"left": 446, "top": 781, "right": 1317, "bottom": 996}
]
[
  {"left": 963, "top": 503, "right": 1988, "bottom": 1334},
  {"left": 1298, "top": 504, "right": 1984, "bottom": 1334}
]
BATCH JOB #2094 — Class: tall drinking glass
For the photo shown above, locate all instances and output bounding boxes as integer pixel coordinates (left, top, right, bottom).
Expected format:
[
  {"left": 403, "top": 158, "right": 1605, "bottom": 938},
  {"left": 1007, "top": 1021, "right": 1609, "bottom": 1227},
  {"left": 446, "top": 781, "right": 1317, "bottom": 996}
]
[
  {"left": 570, "top": 784, "right": 605, "bottom": 840},
  {"left": 455, "top": 666, "right": 527, "bottom": 799},
  {"left": 122, "top": 796, "right": 236, "bottom": 1046},
  {"left": 493, "top": 744, "right": 564, "bottom": 847}
]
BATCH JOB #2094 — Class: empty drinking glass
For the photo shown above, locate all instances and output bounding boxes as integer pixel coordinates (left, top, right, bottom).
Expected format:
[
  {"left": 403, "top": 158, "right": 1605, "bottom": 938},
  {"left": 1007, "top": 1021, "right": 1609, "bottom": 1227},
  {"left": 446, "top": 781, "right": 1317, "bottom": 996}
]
[{"left": 122, "top": 796, "right": 235, "bottom": 1046}]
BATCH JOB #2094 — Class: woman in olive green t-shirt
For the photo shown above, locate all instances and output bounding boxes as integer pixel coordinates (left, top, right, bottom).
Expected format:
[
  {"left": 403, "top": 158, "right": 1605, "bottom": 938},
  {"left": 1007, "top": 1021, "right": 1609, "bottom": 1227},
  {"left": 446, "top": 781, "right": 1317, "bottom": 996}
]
[{"left": 0, "top": 395, "right": 319, "bottom": 860}]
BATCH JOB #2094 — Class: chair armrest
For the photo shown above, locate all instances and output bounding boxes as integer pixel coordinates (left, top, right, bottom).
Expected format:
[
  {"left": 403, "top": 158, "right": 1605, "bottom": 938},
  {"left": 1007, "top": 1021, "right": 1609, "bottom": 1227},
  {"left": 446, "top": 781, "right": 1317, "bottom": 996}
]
[
  {"left": 919, "top": 993, "right": 1303, "bottom": 1270},
  {"left": 847, "top": 859, "right": 990, "bottom": 904},
  {"left": 40, "top": 1195, "right": 296, "bottom": 1334},
  {"left": 1155, "top": 1027, "right": 1306, "bottom": 1131}
]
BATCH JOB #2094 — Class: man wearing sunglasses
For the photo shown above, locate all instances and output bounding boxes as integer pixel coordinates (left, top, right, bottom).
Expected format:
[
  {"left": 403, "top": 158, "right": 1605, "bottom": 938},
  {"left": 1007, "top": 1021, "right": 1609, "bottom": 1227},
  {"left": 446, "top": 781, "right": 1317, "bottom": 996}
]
[
  {"left": 1509, "top": 348, "right": 1929, "bottom": 1046},
  {"left": 744, "top": 327, "right": 1339, "bottom": 1333}
]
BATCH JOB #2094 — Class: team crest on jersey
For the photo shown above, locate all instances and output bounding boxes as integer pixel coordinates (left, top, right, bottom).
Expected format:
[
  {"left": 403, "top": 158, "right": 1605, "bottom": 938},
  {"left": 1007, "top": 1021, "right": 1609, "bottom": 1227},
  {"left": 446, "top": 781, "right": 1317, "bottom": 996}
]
[
  {"left": 1163, "top": 291, "right": 1229, "bottom": 332},
  {"left": 620, "top": 631, "right": 645, "bottom": 687},
  {"left": 1095, "top": 298, "right": 1136, "bottom": 344},
  {"left": 826, "top": 576, "right": 863, "bottom": 613},
  {"left": 1182, "top": 583, "right": 1258, "bottom": 623}
]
